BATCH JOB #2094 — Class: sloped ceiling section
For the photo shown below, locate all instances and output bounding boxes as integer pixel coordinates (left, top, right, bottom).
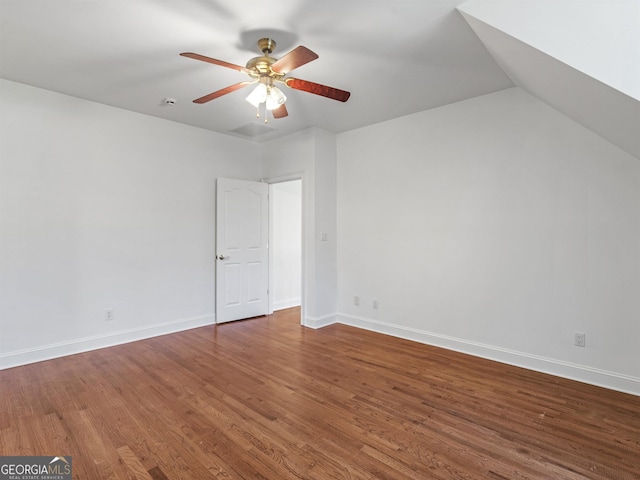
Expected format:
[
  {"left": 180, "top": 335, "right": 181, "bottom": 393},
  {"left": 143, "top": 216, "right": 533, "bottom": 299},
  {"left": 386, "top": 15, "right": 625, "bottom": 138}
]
[{"left": 458, "top": 0, "right": 640, "bottom": 159}]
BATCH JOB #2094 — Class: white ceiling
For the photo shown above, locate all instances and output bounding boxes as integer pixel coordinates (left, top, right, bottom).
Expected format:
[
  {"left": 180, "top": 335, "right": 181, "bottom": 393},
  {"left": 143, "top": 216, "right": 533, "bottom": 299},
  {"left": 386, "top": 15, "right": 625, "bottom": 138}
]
[
  {"left": 458, "top": 1, "right": 640, "bottom": 160},
  {"left": 461, "top": 12, "right": 640, "bottom": 160},
  {"left": 0, "top": 0, "right": 514, "bottom": 142}
]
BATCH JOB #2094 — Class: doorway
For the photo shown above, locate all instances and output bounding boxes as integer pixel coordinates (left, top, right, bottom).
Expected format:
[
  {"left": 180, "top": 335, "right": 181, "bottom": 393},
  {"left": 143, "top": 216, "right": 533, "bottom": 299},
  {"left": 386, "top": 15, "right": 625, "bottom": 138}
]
[{"left": 269, "top": 179, "right": 302, "bottom": 314}]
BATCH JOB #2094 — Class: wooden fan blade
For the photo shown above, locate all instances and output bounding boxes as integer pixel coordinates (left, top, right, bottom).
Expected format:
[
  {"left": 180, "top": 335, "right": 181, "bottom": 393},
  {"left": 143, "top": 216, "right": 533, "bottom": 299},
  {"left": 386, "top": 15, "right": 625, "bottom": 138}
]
[
  {"left": 272, "top": 103, "right": 288, "bottom": 119},
  {"left": 285, "top": 78, "right": 351, "bottom": 102},
  {"left": 193, "top": 82, "right": 251, "bottom": 104},
  {"left": 180, "top": 52, "right": 249, "bottom": 73},
  {"left": 271, "top": 46, "right": 318, "bottom": 74}
]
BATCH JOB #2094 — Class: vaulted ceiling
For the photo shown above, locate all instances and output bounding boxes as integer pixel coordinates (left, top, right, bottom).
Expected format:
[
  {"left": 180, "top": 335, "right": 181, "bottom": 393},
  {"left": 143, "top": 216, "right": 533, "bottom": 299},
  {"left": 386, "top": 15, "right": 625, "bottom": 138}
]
[
  {"left": 1, "top": 0, "right": 638, "bottom": 157},
  {"left": 458, "top": 0, "right": 639, "bottom": 159}
]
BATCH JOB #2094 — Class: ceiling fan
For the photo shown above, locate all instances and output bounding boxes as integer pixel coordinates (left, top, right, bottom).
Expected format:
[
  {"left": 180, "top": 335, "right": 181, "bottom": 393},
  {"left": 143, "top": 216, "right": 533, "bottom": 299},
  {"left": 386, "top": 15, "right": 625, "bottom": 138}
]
[{"left": 180, "top": 38, "right": 350, "bottom": 121}]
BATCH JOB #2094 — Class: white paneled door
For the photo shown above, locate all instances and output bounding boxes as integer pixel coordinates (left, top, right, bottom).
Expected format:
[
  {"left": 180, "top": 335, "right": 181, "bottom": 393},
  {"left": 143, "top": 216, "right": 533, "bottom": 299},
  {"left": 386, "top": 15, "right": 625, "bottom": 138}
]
[{"left": 216, "top": 178, "right": 269, "bottom": 323}]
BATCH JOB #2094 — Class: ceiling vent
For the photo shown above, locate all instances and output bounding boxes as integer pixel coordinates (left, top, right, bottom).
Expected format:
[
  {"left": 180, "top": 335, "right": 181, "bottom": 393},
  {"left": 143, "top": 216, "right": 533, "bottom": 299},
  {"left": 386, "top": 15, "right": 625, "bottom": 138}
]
[{"left": 229, "top": 122, "right": 277, "bottom": 138}]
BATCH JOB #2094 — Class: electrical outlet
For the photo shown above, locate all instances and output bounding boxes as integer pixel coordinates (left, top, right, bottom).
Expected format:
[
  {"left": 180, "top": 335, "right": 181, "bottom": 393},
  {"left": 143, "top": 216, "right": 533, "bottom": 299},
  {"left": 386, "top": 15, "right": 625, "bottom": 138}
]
[
  {"left": 574, "top": 332, "right": 586, "bottom": 347},
  {"left": 353, "top": 296, "right": 360, "bottom": 306},
  {"left": 105, "top": 308, "right": 114, "bottom": 322},
  {"left": 372, "top": 299, "right": 379, "bottom": 310}
]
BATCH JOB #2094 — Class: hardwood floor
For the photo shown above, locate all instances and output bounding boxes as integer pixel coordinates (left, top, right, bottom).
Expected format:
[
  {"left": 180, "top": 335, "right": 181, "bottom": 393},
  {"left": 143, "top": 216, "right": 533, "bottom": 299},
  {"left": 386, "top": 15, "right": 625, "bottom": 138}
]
[{"left": 1, "top": 307, "right": 638, "bottom": 479}]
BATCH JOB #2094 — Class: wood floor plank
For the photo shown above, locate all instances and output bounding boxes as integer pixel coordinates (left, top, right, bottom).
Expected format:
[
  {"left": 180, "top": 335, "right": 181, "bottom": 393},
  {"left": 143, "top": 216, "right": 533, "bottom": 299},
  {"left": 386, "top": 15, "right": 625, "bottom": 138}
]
[
  {"left": 117, "top": 445, "right": 154, "bottom": 480},
  {"left": 1, "top": 307, "right": 638, "bottom": 479}
]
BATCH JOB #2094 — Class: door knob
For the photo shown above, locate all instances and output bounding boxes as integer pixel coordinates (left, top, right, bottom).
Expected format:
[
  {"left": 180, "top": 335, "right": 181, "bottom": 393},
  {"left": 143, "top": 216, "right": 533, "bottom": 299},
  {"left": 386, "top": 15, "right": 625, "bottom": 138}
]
[{"left": 217, "top": 254, "right": 228, "bottom": 260}]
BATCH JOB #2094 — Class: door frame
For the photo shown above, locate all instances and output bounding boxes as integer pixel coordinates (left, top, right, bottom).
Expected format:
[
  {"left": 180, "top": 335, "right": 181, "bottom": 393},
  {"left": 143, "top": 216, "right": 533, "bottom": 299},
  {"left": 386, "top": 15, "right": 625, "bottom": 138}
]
[{"left": 266, "top": 173, "right": 306, "bottom": 326}]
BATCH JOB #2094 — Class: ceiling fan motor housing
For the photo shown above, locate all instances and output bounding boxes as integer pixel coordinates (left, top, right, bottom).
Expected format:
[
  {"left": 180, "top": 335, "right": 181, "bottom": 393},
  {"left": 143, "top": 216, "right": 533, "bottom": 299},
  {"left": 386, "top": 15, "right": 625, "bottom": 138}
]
[
  {"left": 246, "top": 55, "right": 277, "bottom": 75},
  {"left": 246, "top": 38, "right": 283, "bottom": 78}
]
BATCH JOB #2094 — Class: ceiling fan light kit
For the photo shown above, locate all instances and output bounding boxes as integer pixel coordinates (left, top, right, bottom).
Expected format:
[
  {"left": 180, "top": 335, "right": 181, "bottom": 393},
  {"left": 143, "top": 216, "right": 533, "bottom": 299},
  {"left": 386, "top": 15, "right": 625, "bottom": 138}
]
[
  {"left": 180, "top": 37, "right": 350, "bottom": 122},
  {"left": 244, "top": 77, "right": 287, "bottom": 118},
  {"left": 245, "top": 83, "right": 268, "bottom": 108},
  {"left": 264, "top": 86, "right": 287, "bottom": 110}
]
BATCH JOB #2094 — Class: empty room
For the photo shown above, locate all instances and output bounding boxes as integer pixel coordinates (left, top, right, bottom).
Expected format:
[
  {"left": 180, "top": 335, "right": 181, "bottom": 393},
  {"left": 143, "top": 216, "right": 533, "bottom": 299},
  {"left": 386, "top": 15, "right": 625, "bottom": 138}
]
[{"left": 1, "top": 0, "right": 639, "bottom": 479}]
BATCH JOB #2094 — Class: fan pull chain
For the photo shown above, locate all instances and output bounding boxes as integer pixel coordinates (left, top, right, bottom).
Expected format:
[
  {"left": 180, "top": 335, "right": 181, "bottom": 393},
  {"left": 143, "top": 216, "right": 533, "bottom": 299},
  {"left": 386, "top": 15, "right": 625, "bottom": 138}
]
[{"left": 255, "top": 104, "right": 269, "bottom": 123}]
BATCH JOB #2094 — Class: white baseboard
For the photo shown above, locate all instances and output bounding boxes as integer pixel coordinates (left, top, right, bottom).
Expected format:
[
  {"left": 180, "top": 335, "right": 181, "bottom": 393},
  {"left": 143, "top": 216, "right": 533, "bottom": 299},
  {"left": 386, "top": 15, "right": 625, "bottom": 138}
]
[
  {"left": 5, "top": 310, "right": 637, "bottom": 396},
  {"left": 305, "top": 313, "right": 338, "bottom": 329},
  {"left": 337, "top": 313, "right": 640, "bottom": 397},
  {"left": 273, "top": 298, "right": 302, "bottom": 311},
  {"left": 0, "top": 314, "right": 216, "bottom": 370}
]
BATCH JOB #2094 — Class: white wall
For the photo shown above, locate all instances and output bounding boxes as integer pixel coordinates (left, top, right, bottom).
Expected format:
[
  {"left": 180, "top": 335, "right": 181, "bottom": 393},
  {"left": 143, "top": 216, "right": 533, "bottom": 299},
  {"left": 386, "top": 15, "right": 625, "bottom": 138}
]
[
  {"left": 312, "top": 129, "right": 339, "bottom": 320},
  {"left": 337, "top": 87, "right": 640, "bottom": 395},
  {"left": 271, "top": 180, "right": 302, "bottom": 311},
  {"left": 0, "top": 79, "right": 261, "bottom": 368},
  {"left": 261, "top": 128, "right": 338, "bottom": 327},
  {"left": 3, "top": 79, "right": 638, "bottom": 397}
]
